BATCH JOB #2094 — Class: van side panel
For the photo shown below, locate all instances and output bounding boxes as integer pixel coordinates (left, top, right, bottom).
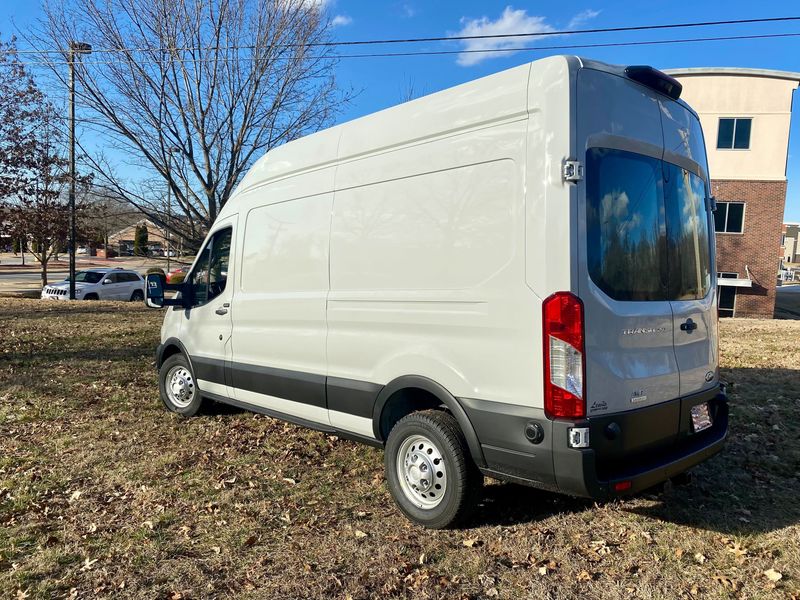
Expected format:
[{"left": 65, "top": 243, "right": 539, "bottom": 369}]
[
  {"left": 229, "top": 169, "right": 334, "bottom": 426},
  {"left": 525, "top": 55, "right": 579, "bottom": 300},
  {"left": 328, "top": 119, "right": 537, "bottom": 416}
]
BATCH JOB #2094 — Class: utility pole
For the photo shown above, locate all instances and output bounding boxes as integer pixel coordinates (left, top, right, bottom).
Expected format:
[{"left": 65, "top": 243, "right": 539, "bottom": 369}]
[{"left": 68, "top": 41, "right": 91, "bottom": 300}]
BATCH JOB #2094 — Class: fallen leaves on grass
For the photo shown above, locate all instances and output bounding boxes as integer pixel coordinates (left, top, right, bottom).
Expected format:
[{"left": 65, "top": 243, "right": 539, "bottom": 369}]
[{"left": 2, "top": 301, "right": 800, "bottom": 599}]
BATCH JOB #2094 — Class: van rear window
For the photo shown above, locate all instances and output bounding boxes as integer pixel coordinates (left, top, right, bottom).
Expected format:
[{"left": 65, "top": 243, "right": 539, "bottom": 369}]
[
  {"left": 586, "top": 148, "right": 711, "bottom": 302},
  {"left": 586, "top": 149, "right": 666, "bottom": 301}
]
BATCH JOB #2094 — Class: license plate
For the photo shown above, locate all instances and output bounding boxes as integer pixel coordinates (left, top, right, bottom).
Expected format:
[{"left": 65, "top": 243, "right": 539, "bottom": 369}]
[{"left": 690, "top": 403, "right": 713, "bottom": 433}]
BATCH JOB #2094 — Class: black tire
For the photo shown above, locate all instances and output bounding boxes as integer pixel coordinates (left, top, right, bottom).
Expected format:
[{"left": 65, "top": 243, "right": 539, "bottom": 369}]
[
  {"left": 158, "top": 353, "right": 204, "bottom": 417},
  {"left": 130, "top": 289, "right": 144, "bottom": 302},
  {"left": 84, "top": 293, "right": 99, "bottom": 300},
  {"left": 385, "top": 409, "right": 482, "bottom": 529}
]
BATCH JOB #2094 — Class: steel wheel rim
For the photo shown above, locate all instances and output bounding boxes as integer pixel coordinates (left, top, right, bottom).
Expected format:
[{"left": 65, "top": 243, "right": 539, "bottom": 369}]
[
  {"left": 396, "top": 434, "right": 447, "bottom": 509},
  {"left": 166, "top": 365, "right": 195, "bottom": 408}
]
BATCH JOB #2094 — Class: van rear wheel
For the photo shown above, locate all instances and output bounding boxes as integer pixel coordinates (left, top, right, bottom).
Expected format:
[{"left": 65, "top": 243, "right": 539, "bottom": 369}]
[
  {"left": 385, "top": 410, "right": 482, "bottom": 529},
  {"left": 159, "top": 354, "right": 204, "bottom": 417}
]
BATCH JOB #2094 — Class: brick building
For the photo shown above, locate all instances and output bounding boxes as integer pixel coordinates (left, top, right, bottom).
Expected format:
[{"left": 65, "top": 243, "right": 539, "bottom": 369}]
[
  {"left": 666, "top": 68, "right": 800, "bottom": 318},
  {"left": 108, "top": 218, "right": 171, "bottom": 255}
]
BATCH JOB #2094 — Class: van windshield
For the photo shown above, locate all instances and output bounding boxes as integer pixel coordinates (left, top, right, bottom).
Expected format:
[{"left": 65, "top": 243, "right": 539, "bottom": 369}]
[{"left": 586, "top": 148, "right": 711, "bottom": 302}]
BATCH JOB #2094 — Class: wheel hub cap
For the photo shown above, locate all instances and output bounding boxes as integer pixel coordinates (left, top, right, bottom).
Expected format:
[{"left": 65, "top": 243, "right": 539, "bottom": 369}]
[
  {"left": 396, "top": 434, "right": 447, "bottom": 509},
  {"left": 166, "top": 366, "right": 195, "bottom": 408}
]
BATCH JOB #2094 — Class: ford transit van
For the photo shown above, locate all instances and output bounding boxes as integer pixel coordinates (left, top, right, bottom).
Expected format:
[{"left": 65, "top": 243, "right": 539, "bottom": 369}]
[{"left": 146, "top": 56, "right": 728, "bottom": 528}]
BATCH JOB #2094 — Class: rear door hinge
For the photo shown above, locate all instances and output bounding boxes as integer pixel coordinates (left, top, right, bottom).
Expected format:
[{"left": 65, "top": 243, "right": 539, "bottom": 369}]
[{"left": 563, "top": 159, "right": 583, "bottom": 183}]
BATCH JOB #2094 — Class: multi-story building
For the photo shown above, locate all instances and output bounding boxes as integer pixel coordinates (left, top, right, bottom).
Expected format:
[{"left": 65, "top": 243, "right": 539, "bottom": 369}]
[
  {"left": 782, "top": 222, "right": 799, "bottom": 264},
  {"left": 666, "top": 68, "right": 800, "bottom": 318}
]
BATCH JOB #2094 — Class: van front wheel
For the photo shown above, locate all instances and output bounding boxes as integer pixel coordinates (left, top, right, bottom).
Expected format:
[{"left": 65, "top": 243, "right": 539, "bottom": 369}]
[
  {"left": 158, "top": 354, "right": 203, "bottom": 417},
  {"left": 385, "top": 410, "right": 482, "bottom": 529}
]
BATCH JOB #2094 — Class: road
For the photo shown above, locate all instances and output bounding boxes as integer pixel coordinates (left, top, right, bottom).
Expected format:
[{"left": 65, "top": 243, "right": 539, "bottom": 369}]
[
  {"left": 0, "top": 253, "right": 194, "bottom": 295},
  {"left": 775, "top": 284, "right": 800, "bottom": 319},
  {"left": 0, "top": 271, "right": 66, "bottom": 282}
]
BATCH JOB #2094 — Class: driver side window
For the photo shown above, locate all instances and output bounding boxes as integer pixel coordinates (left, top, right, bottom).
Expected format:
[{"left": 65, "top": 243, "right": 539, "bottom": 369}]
[{"left": 189, "top": 228, "right": 232, "bottom": 307}]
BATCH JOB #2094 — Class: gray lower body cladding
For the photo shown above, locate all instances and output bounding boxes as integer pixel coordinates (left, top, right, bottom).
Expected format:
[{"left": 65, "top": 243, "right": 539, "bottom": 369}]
[{"left": 155, "top": 342, "right": 728, "bottom": 499}]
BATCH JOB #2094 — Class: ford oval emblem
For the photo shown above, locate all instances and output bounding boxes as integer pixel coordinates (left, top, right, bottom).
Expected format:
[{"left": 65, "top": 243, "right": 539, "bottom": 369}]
[{"left": 705, "top": 371, "right": 714, "bottom": 382}]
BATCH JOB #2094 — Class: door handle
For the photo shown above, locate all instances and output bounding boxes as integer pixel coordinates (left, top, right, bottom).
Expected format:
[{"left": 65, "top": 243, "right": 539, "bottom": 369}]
[
  {"left": 680, "top": 318, "right": 697, "bottom": 332},
  {"left": 215, "top": 307, "right": 228, "bottom": 315}
]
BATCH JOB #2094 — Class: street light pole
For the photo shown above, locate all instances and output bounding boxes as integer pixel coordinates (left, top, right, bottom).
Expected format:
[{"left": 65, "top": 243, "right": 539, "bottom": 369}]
[{"left": 68, "top": 41, "right": 91, "bottom": 300}]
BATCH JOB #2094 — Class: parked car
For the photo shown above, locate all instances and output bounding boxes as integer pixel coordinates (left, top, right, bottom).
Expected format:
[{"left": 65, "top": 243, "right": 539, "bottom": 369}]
[
  {"left": 42, "top": 268, "right": 145, "bottom": 301},
  {"left": 145, "top": 56, "right": 728, "bottom": 529},
  {"left": 166, "top": 265, "right": 191, "bottom": 284}
]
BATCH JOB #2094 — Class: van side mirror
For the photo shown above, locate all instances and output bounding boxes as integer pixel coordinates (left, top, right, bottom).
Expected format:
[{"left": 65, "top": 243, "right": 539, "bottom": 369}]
[
  {"left": 146, "top": 273, "right": 165, "bottom": 308},
  {"left": 709, "top": 195, "right": 718, "bottom": 212},
  {"left": 146, "top": 273, "right": 190, "bottom": 308},
  {"left": 103, "top": 278, "right": 113, "bottom": 285}
]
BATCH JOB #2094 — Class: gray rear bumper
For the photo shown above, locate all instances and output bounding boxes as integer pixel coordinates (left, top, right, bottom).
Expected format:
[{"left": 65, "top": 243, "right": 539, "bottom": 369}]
[{"left": 462, "top": 385, "right": 729, "bottom": 499}]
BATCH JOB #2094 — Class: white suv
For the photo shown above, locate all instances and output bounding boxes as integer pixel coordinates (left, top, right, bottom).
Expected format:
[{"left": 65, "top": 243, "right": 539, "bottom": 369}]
[{"left": 42, "top": 268, "right": 145, "bottom": 301}]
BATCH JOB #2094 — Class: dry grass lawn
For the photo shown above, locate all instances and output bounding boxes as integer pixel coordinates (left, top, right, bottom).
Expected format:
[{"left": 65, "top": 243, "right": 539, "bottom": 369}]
[{"left": 1, "top": 299, "right": 799, "bottom": 599}]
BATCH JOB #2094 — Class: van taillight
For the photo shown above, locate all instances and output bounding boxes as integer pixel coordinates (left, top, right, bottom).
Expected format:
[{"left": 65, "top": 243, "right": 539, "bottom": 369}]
[{"left": 542, "top": 292, "right": 585, "bottom": 419}]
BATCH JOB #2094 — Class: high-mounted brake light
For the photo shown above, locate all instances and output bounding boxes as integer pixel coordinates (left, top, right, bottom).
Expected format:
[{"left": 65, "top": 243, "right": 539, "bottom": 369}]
[
  {"left": 543, "top": 292, "right": 585, "bottom": 419},
  {"left": 624, "top": 65, "right": 682, "bottom": 101}
]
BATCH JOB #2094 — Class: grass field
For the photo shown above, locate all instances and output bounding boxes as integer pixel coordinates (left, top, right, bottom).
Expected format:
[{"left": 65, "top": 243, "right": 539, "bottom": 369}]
[{"left": 1, "top": 299, "right": 799, "bottom": 599}]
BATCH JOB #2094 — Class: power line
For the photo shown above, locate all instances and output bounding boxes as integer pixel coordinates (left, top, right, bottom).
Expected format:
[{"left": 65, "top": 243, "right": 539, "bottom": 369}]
[
  {"left": 14, "top": 31, "right": 800, "bottom": 66},
  {"left": 5, "top": 15, "right": 800, "bottom": 56},
  {"left": 336, "top": 31, "right": 800, "bottom": 59}
]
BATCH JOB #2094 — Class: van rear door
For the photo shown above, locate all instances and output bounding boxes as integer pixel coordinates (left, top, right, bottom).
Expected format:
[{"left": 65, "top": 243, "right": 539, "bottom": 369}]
[
  {"left": 660, "top": 101, "right": 719, "bottom": 397},
  {"left": 576, "top": 68, "right": 680, "bottom": 417}
]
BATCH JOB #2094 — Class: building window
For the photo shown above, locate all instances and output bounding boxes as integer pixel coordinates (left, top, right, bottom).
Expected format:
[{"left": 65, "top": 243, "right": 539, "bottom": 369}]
[
  {"left": 714, "top": 202, "right": 745, "bottom": 234},
  {"left": 717, "top": 272, "right": 738, "bottom": 279},
  {"left": 717, "top": 117, "right": 751, "bottom": 149},
  {"left": 718, "top": 285, "right": 737, "bottom": 318}
]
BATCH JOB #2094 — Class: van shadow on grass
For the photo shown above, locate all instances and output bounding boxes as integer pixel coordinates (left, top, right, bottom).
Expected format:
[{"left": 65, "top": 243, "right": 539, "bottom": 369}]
[
  {"left": 628, "top": 366, "right": 800, "bottom": 536},
  {"left": 469, "top": 366, "right": 800, "bottom": 535},
  {"left": 468, "top": 484, "right": 593, "bottom": 528}
]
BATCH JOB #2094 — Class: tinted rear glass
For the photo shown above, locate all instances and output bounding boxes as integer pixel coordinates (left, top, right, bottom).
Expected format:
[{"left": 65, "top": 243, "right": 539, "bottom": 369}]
[
  {"left": 664, "top": 165, "right": 712, "bottom": 300},
  {"left": 586, "top": 149, "right": 666, "bottom": 301},
  {"left": 586, "top": 148, "right": 712, "bottom": 302}
]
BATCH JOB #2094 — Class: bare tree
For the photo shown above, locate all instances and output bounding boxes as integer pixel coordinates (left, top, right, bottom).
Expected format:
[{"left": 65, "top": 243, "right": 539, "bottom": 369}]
[
  {"left": 3, "top": 106, "right": 94, "bottom": 287},
  {"left": 0, "top": 34, "right": 93, "bottom": 284},
  {"left": 34, "top": 0, "right": 347, "bottom": 249},
  {"left": 399, "top": 75, "right": 428, "bottom": 104}
]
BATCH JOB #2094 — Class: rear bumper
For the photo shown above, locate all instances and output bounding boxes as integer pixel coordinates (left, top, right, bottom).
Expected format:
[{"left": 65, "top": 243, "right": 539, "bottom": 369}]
[
  {"left": 462, "top": 385, "right": 728, "bottom": 499},
  {"left": 552, "top": 386, "right": 728, "bottom": 499}
]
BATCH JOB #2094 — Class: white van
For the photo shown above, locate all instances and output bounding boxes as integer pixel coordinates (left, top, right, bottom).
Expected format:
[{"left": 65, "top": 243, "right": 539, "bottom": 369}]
[{"left": 146, "top": 56, "right": 728, "bottom": 528}]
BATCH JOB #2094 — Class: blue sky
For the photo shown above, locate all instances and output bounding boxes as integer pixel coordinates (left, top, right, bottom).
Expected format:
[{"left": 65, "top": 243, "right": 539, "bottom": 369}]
[{"left": 3, "top": 1, "right": 800, "bottom": 219}]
